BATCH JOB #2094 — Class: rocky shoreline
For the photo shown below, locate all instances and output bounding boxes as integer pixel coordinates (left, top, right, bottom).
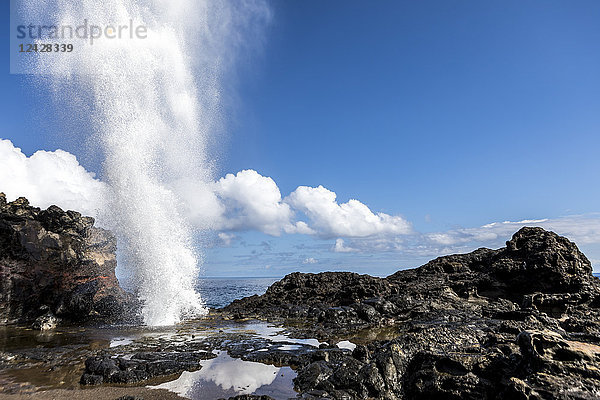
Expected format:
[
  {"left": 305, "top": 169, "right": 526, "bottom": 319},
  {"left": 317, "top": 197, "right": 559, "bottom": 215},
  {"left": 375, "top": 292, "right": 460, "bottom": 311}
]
[
  {"left": 223, "top": 227, "right": 600, "bottom": 399},
  {"left": 2, "top": 196, "right": 600, "bottom": 399},
  {"left": 78, "top": 228, "right": 600, "bottom": 399}
]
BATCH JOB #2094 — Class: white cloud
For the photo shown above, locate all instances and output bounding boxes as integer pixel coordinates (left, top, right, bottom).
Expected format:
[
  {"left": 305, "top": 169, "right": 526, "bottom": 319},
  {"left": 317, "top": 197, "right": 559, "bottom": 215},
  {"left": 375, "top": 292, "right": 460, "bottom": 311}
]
[
  {"left": 333, "top": 238, "right": 359, "bottom": 253},
  {"left": 425, "top": 215, "right": 600, "bottom": 250},
  {"left": 9, "top": 140, "right": 598, "bottom": 267},
  {"left": 204, "top": 171, "right": 410, "bottom": 239},
  {"left": 289, "top": 221, "right": 316, "bottom": 235},
  {"left": 331, "top": 215, "right": 600, "bottom": 259},
  {"left": 217, "top": 232, "right": 235, "bottom": 246},
  {"left": 212, "top": 170, "right": 296, "bottom": 236},
  {"left": 0, "top": 139, "right": 413, "bottom": 240},
  {"left": 0, "top": 139, "right": 108, "bottom": 218},
  {"left": 302, "top": 257, "right": 318, "bottom": 264},
  {"left": 318, "top": 215, "right": 600, "bottom": 263},
  {"left": 286, "top": 185, "right": 412, "bottom": 238}
]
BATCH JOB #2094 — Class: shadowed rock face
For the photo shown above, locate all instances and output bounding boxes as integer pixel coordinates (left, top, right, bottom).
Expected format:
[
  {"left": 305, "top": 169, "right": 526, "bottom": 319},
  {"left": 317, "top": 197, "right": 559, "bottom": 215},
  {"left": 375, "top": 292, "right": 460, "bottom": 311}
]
[
  {"left": 0, "top": 193, "right": 133, "bottom": 324},
  {"left": 222, "top": 227, "right": 600, "bottom": 399}
]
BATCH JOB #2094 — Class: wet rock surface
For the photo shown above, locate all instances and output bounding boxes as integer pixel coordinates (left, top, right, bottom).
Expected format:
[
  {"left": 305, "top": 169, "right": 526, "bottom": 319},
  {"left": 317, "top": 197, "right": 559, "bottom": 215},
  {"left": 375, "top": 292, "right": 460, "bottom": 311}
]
[
  {"left": 0, "top": 194, "right": 135, "bottom": 325},
  {"left": 221, "top": 227, "right": 600, "bottom": 399},
  {"left": 31, "top": 306, "right": 59, "bottom": 331},
  {"left": 80, "top": 351, "right": 216, "bottom": 385}
]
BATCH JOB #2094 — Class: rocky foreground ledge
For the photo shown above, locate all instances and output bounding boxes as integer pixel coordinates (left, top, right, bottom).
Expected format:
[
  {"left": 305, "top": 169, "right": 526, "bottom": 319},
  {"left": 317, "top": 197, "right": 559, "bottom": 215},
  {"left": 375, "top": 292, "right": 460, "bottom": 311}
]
[
  {"left": 0, "top": 193, "right": 133, "bottom": 325},
  {"left": 220, "top": 227, "right": 600, "bottom": 399}
]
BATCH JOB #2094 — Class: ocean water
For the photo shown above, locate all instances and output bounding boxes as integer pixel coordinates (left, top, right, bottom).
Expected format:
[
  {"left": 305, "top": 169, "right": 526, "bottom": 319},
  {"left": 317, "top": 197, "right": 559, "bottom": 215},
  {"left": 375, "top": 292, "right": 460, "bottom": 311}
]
[{"left": 197, "top": 277, "right": 281, "bottom": 309}]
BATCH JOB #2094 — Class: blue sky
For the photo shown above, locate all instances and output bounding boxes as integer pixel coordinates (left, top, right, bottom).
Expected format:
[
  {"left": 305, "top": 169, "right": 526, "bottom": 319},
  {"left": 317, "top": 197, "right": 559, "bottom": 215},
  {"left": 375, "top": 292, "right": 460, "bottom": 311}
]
[{"left": 2, "top": 1, "right": 600, "bottom": 276}]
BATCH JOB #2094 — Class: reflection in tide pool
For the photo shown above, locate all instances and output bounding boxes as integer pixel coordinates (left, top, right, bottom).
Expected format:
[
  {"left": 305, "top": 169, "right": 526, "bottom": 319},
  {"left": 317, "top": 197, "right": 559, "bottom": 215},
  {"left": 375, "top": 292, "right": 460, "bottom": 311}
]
[
  {"left": 109, "top": 337, "right": 134, "bottom": 348},
  {"left": 336, "top": 340, "right": 357, "bottom": 351},
  {"left": 234, "top": 322, "right": 323, "bottom": 347},
  {"left": 151, "top": 351, "right": 297, "bottom": 399}
]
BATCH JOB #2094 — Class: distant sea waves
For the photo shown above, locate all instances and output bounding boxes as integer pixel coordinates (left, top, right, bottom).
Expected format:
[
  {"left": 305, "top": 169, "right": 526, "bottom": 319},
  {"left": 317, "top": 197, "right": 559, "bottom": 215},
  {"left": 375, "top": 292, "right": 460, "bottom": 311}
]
[{"left": 197, "top": 277, "right": 280, "bottom": 309}]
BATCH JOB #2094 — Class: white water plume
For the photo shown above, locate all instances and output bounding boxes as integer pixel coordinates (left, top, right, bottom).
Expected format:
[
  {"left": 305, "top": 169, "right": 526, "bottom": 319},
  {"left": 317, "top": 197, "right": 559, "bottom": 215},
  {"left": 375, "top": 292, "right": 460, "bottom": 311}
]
[{"left": 23, "top": 0, "right": 270, "bottom": 326}]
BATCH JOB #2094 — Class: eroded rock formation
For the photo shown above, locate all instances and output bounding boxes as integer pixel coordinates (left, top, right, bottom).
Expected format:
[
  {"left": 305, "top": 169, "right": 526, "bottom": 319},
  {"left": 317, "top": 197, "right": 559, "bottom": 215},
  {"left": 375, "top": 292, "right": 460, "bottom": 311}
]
[{"left": 0, "top": 193, "right": 133, "bottom": 325}]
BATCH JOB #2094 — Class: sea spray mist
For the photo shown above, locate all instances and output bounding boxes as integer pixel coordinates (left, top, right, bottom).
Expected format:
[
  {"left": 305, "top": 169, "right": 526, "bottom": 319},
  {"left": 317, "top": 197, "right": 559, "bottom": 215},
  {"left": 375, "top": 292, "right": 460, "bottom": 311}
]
[{"left": 21, "top": 0, "right": 270, "bottom": 326}]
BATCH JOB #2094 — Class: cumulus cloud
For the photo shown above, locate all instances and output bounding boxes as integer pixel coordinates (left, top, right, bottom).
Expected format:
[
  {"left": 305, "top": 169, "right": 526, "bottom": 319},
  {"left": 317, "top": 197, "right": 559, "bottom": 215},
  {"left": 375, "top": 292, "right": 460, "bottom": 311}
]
[
  {"left": 197, "top": 170, "right": 409, "bottom": 239},
  {"left": 0, "top": 139, "right": 107, "bottom": 218},
  {"left": 5, "top": 138, "right": 600, "bottom": 274},
  {"left": 15, "top": 139, "right": 598, "bottom": 263},
  {"left": 333, "top": 238, "right": 359, "bottom": 253},
  {"left": 1, "top": 140, "right": 412, "bottom": 242},
  {"left": 212, "top": 170, "right": 296, "bottom": 236},
  {"left": 286, "top": 185, "right": 412, "bottom": 238}
]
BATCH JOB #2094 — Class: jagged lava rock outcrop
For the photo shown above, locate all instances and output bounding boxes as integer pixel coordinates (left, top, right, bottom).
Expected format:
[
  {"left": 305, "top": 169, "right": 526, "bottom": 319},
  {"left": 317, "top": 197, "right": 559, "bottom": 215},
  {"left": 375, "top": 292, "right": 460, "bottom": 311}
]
[
  {"left": 224, "top": 227, "right": 598, "bottom": 333},
  {"left": 223, "top": 228, "right": 600, "bottom": 399},
  {"left": 0, "top": 193, "right": 132, "bottom": 324}
]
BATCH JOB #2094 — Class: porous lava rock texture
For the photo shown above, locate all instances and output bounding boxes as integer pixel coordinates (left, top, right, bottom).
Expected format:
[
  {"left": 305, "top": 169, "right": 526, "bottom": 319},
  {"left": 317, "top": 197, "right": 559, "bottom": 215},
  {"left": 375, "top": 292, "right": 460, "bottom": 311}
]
[{"left": 0, "top": 193, "right": 133, "bottom": 324}]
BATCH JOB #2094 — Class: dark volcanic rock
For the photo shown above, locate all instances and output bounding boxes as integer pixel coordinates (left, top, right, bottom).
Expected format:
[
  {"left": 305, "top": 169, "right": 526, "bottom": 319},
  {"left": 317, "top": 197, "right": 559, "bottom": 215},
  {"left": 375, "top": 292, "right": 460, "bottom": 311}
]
[
  {"left": 224, "top": 271, "right": 395, "bottom": 324},
  {"left": 222, "top": 227, "right": 600, "bottom": 399},
  {"left": 80, "top": 351, "right": 216, "bottom": 385},
  {"left": 0, "top": 193, "right": 134, "bottom": 324}
]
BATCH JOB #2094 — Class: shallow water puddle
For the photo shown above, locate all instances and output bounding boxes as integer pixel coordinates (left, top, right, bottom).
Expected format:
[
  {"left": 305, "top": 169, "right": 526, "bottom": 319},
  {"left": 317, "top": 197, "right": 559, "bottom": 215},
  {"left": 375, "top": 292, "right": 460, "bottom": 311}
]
[
  {"left": 109, "top": 337, "right": 134, "bottom": 347},
  {"left": 336, "top": 340, "right": 357, "bottom": 351},
  {"left": 227, "top": 322, "right": 323, "bottom": 347},
  {"left": 0, "top": 319, "right": 310, "bottom": 396},
  {"left": 150, "top": 351, "right": 297, "bottom": 399},
  {"left": 277, "top": 344, "right": 302, "bottom": 351}
]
